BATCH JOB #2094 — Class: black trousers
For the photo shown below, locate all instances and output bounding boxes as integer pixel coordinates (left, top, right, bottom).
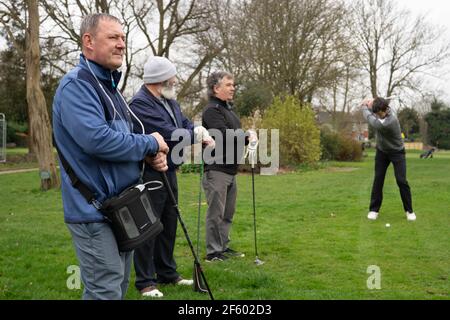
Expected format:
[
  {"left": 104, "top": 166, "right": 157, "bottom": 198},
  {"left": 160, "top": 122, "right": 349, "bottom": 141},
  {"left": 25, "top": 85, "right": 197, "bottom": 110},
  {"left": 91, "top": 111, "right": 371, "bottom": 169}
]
[
  {"left": 134, "top": 170, "right": 179, "bottom": 290},
  {"left": 370, "top": 148, "right": 413, "bottom": 213}
]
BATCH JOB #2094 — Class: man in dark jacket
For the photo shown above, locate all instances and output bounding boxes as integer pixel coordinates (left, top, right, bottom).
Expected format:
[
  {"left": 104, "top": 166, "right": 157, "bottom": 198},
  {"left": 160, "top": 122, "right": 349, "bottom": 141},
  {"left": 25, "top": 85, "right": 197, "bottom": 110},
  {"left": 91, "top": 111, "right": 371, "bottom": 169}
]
[
  {"left": 130, "top": 56, "right": 214, "bottom": 297},
  {"left": 202, "top": 71, "right": 258, "bottom": 262},
  {"left": 361, "top": 97, "right": 416, "bottom": 222}
]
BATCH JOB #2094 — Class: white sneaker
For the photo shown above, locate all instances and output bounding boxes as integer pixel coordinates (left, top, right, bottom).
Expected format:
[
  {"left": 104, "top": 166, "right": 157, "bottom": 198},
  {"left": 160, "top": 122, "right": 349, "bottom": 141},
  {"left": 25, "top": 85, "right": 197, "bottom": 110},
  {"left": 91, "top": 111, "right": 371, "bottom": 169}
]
[
  {"left": 367, "top": 211, "right": 379, "bottom": 220},
  {"left": 141, "top": 286, "right": 164, "bottom": 298},
  {"left": 406, "top": 211, "right": 417, "bottom": 221}
]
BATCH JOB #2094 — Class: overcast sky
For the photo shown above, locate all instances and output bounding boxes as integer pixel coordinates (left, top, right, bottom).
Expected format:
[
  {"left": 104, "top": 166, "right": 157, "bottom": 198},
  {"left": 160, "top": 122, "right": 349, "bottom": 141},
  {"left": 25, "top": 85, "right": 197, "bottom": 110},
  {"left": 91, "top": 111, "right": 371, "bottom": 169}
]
[
  {"left": 393, "top": 0, "right": 450, "bottom": 102},
  {"left": 396, "top": 0, "right": 450, "bottom": 35}
]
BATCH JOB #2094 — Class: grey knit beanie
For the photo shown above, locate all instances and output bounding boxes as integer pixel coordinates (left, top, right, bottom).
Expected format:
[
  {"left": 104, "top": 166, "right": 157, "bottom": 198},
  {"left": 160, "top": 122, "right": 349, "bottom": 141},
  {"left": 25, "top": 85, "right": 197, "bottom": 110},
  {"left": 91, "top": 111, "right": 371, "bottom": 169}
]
[{"left": 143, "top": 56, "right": 177, "bottom": 84}]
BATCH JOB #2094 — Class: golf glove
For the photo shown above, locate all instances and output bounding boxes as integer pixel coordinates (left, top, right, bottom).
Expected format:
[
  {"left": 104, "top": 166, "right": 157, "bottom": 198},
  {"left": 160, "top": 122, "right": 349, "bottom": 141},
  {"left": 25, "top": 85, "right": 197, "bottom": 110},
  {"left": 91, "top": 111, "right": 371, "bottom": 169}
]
[
  {"left": 248, "top": 129, "right": 258, "bottom": 144},
  {"left": 194, "top": 126, "right": 215, "bottom": 148},
  {"left": 245, "top": 129, "right": 259, "bottom": 167}
]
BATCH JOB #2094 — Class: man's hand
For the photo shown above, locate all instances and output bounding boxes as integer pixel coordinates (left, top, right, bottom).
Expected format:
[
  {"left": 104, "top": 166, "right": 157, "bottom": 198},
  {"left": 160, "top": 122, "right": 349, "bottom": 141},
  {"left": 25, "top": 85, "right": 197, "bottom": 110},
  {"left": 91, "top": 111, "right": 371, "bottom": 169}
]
[
  {"left": 194, "top": 126, "right": 215, "bottom": 148},
  {"left": 151, "top": 132, "right": 169, "bottom": 154},
  {"left": 202, "top": 136, "right": 215, "bottom": 148},
  {"left": 146, "top": 152, "right": 168, "bottom": 172},
  {"left": 361, "top": 99, "right": 374, "bottom": 110}
]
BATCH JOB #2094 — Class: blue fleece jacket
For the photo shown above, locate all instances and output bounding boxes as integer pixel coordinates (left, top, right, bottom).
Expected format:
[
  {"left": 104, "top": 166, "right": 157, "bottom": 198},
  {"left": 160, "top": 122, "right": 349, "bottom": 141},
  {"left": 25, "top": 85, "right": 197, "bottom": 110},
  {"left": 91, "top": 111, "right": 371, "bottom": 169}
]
[
  {"left": 129, "top": 85, "right": 195, "bottom": 172},
  {"left": 53, "top": 55, "right": 159, "bottom": 223}
]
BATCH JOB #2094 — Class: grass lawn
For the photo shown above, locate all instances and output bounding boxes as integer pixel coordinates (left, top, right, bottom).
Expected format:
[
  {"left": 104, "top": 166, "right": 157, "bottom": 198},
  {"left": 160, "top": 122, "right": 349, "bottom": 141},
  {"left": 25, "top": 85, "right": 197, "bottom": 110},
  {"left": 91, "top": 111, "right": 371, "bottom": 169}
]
[
  {"left": 0, "top": 148, "right": 39, "bottom": 172},
  {"left": 0, "top": 149, "right": 449, "bottom": 300}
]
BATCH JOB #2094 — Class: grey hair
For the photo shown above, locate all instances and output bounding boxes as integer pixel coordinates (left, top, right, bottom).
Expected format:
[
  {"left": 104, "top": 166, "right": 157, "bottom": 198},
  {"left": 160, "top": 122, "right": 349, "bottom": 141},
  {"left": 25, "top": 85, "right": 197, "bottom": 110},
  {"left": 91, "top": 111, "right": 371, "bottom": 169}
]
[
  {"left": 80, "top": 13, "right": 121, "bottom": 42},
  {"left": 206, "top": 71, "right": 234, "bottom": 98}
]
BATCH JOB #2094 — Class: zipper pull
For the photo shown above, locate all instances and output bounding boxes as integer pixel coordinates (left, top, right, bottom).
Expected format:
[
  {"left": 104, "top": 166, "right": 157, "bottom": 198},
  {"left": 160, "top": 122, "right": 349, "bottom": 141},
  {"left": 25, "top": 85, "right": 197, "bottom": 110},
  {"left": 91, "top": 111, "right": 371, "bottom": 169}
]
[{"left": 111, "top": 74, "right": 116, "bottom": 89}]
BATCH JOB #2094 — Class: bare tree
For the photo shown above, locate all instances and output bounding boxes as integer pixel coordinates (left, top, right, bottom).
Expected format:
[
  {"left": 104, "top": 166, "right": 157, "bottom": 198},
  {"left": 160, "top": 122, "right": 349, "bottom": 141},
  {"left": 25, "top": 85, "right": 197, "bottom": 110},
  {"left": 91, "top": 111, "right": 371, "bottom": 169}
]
[
  {"left": 26, "top": 0, "right": 59, "bottom": 190},
  {"left": 131, "top": 0, "right": 229, "bottom": 104},
  {"left": 0, "top": 0, "right": 59, "bottom": 189},
  {"left": 349, "top": 0, "right": 450, "bottom": 98},
  {"left": 41, "top": 0, "right": 126, "bottom": 85},
  {"left": 40, "top": 0, "right": 229, "bottom": 107},
  {"left": 316, "top": 34, "right": 365, "bottom": 117},
  {"left": 218, "top": 0, "right": 350, "bottom": 104}
]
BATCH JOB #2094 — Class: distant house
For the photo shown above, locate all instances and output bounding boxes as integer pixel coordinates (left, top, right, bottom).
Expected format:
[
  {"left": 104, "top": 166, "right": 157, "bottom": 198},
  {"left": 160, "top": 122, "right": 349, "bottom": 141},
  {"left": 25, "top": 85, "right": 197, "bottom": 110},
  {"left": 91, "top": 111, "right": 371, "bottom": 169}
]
[
  {"left": 351, "top": 121, "right": 369, "bottom": 142},
  {"left": 316, "top": 108, "right": 369, "bottom": 142}
]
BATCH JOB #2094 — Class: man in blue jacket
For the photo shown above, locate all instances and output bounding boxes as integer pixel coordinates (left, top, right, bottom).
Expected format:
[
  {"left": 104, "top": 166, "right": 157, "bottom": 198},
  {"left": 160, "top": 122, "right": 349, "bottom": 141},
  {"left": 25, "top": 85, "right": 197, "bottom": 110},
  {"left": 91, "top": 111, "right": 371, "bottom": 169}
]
[
  {"left": 52, "top": 13, "right": 168, "bottom": 300},
  {"left": 130, "top": 56, "right": 214, "bottom": 298}
]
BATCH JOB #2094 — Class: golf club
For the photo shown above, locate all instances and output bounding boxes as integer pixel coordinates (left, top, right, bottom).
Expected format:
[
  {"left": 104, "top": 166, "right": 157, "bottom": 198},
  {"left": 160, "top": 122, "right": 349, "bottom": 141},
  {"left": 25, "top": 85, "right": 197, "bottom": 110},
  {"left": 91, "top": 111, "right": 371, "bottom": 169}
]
[
  {"left": 251, "top": 165, "right": 264, "bottom": 266},
  {"left": 193, "top": 156, "right": 209, "bottom": 294},
  {"left": 160, "top": 172, "right": 214, "bottom": 300},
  {"left": 246, "top": 137, "right": 264, "bottom": 266}
]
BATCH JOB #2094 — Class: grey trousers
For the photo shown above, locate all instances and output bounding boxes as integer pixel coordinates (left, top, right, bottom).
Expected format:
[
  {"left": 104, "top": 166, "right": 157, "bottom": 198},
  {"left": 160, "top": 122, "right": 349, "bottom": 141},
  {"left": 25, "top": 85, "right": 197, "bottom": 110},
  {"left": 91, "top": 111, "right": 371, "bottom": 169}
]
[
  {"left": 66, "top": 222, "right": 132, "bottom": 300},
  {"left": 202, "top": 170, "right": 237, "bottom": 255}
]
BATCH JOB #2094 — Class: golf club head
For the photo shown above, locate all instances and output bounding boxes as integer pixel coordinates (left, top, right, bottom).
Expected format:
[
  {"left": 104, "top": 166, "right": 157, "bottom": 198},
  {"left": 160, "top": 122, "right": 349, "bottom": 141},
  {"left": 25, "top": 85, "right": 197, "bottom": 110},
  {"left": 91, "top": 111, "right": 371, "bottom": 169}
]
[
  {"left": 193, "top": 262, "right": 208, "bottom": 293},
  {"left": 254, "top": 257, "right": 265, "bottom": 266}
]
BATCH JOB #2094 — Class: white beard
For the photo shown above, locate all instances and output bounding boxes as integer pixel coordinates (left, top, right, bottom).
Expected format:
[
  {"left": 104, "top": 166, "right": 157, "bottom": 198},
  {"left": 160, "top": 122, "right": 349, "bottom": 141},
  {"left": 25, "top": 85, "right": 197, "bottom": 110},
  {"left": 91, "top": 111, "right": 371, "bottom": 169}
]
[{"left": 161, "top": 86, "right": 177, "bottom": 100}]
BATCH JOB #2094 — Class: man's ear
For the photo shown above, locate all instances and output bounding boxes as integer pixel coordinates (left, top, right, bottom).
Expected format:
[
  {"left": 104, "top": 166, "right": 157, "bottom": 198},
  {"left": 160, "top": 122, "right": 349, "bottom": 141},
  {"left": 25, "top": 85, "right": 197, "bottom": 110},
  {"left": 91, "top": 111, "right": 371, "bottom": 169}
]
[{"left": 82, "top": 33, "right": 94, "bottom": 51}]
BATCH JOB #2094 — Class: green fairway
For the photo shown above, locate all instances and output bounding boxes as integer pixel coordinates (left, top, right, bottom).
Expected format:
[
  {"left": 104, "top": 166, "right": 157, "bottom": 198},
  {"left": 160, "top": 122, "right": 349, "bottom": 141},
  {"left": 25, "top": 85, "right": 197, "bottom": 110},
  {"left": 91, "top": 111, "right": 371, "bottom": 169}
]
[{"left": 0, "top": 150, "right": 449, "bottom": 300}]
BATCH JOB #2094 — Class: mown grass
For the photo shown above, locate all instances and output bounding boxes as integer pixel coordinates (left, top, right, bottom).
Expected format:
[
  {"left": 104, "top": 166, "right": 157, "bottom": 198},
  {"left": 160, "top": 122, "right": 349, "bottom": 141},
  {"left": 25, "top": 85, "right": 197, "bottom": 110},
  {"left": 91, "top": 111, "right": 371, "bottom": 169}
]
[
  {"left": 0, "top": 150, "right": 449, "bottom": 300},
  {"left": 0, "top": 148, "right": 41, "bottom": 172}
]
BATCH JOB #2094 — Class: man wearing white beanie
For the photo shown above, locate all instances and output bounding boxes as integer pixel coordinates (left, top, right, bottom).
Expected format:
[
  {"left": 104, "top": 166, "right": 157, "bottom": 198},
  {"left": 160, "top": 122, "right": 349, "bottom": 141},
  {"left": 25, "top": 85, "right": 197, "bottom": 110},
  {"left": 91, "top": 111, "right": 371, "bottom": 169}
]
[{"left": 129, "top": 56, "right": 214, "bottom": 298}]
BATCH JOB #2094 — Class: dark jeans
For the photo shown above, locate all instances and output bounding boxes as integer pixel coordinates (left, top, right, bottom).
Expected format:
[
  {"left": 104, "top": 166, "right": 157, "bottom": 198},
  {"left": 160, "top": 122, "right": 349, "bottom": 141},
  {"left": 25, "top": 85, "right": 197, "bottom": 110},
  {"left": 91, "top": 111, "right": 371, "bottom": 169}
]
[
  {"left": 134, "top": 170, "right": 179, "bottom": 291},
  {"left": 370, "top": 148, "right": 413, "bottom": 213}
]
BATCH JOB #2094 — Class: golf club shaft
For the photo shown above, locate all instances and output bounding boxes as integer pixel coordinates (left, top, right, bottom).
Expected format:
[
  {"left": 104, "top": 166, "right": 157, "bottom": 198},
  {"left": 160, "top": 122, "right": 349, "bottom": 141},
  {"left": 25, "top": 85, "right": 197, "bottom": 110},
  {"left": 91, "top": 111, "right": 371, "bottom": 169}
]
[
  {"left": 160, "top": 172, "right": 214, "bottom": 300},
  {"left": 196, "top": 157, "right": 203, "bottom": 256},
  {"left": 252, "top": 167, "right": 259, "bottom": 258}
]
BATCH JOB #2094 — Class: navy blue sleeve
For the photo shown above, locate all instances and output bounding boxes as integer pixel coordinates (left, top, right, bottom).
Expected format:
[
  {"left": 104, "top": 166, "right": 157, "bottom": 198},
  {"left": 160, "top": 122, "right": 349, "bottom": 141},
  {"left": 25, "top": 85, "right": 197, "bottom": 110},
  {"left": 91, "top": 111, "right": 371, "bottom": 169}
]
[{"left": 131, "top": 98, "right": 194, "bottom": 144}]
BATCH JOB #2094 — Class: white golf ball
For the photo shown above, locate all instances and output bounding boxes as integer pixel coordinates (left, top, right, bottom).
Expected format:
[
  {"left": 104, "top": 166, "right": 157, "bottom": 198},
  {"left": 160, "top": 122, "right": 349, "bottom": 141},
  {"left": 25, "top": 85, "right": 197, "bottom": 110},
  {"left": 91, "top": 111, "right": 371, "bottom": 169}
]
[{"left": 386, "top": 223, "right": 391, "bottom": 228}]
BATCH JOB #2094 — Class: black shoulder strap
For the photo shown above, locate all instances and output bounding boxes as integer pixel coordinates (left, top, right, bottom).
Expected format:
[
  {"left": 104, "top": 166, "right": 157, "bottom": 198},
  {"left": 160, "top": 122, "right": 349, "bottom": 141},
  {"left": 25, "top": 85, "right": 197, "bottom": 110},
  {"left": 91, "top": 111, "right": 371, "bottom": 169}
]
[{"left": 53, "top": 135, "right": 97, "bottom": 205}]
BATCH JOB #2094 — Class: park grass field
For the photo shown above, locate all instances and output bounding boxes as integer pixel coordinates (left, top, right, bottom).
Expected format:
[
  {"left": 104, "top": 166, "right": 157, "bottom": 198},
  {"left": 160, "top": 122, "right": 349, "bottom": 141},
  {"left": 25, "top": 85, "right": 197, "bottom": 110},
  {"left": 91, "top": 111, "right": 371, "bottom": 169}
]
[
  {"left": 0, "top": 148, "right": 45, "bottom": 172},
  {"left": 0, "top": 149, "right": 449, "bottom": 300}
]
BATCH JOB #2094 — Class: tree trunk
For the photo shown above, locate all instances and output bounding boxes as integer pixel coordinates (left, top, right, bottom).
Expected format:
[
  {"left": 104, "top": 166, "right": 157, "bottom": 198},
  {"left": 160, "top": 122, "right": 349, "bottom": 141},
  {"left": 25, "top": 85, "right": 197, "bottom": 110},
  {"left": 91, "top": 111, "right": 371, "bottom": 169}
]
[{"left": 26, "top": 0, "right": 59, "bottom": 190}]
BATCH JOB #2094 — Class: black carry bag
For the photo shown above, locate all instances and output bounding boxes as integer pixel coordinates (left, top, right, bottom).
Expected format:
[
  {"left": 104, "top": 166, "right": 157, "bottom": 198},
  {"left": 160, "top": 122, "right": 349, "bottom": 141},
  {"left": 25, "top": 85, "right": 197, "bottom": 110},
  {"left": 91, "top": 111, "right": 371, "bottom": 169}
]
[
  {"left": 55, "top": 140, "right": 163, "bottom": 252},
  {"left": 100, "top": 184, "right": 163, "bottom": 252}
]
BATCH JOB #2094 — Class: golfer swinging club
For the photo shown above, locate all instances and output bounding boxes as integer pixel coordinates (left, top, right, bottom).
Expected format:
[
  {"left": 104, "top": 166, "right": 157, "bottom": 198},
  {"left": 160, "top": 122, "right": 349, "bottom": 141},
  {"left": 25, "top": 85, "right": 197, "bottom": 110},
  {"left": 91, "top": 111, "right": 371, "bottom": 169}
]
[{"left": 360, "top": 97, "right": 416, "bottom": 222}]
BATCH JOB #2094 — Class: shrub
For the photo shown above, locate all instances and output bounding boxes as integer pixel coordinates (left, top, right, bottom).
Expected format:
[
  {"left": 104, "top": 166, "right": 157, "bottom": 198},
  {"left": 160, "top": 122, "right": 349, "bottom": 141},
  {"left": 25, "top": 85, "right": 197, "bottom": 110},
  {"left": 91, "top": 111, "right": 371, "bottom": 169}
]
[
  {"left": 320, "top": 130, "right": 340, "bottom": 161},
  {"left": 240, "top": 109, "right": 263, "bottom": 132},
  {"left": 234, "top": 81, "right": 273, "bottom": 117},
  {"left": 262, "top": 96, "right": 321, "bottom": 165},
  {"left": 425, "top": 107, "right": 450, "bottom": 150},
  {"left": 179, "top": 163, "right": 201, "bottom": 174},
  {"left": 6, "top": 121, "right": 28, "bottom": 146},
  {"left": 321, "top": 131, "right": 363, "bottom": 162}
]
